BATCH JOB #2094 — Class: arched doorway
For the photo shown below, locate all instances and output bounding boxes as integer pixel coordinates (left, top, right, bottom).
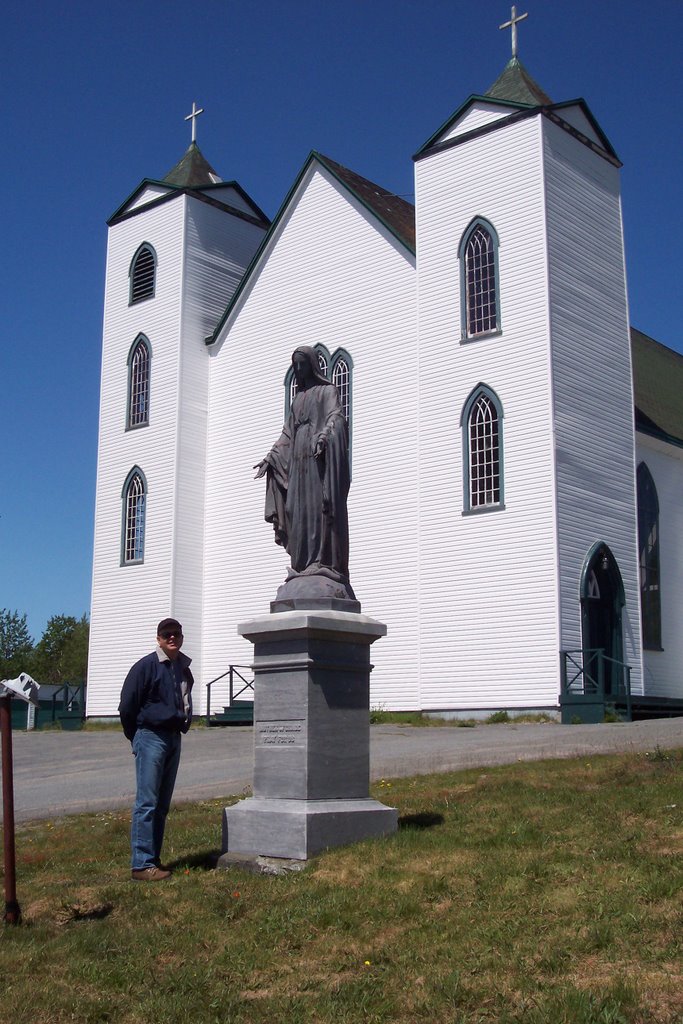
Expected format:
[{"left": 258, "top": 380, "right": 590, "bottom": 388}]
[{"left": 580, "top": 543, "right": 625, "bottom": 695}]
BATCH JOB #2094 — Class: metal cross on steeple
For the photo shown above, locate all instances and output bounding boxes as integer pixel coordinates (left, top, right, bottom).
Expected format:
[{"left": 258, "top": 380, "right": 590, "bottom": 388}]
[
  {"left": 499, "top": 5, "right": 528, "bottom": 58},
  {"left": 184, "top": 101, "right": 205, "bottom": 144}
]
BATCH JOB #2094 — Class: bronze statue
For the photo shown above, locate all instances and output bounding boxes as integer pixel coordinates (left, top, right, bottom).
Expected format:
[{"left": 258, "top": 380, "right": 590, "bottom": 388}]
[{"left": 255, "top": 346, "right": 354, "bottom": 601}]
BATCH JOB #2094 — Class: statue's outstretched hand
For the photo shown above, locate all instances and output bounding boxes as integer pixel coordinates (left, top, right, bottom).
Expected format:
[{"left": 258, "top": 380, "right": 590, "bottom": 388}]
[
  {"left": 314, "top": 438, "right": 327, "bottom": 460},
  {"left": 254, "top": 459, "right": 269, "bottom": 479}
]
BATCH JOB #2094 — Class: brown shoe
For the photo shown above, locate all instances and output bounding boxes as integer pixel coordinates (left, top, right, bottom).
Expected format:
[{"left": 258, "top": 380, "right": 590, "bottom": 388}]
[{"left": 131, "top": 866, "right": 171, "bottom": 882}]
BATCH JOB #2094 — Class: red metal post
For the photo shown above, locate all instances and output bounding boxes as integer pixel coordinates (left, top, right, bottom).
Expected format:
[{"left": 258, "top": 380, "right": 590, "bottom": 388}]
[{"left": 0, "top": 695, "right": 21, "bottom": 925}]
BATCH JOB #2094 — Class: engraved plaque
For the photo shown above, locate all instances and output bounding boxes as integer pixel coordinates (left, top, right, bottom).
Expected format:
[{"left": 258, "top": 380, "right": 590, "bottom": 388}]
[{"left": 256, "top": 720, "right": 305, "bottom": 747}]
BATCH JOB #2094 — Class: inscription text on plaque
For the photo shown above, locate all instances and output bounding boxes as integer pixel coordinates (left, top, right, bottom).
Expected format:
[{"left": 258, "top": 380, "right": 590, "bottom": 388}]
[{"left": 256, "top": 720, "right": 305, "bottom": 747}]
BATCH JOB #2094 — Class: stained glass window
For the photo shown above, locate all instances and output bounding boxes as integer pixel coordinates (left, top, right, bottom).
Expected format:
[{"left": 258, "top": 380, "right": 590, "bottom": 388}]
[
  {"left": 128, "top": 336, "right": 150, "bottom": 428},
  {"left": 637, "top": 463, "right": 661, "bottom": 648},
  {"left": 123, "top": 471, "right": 146, "bottom": 564}
]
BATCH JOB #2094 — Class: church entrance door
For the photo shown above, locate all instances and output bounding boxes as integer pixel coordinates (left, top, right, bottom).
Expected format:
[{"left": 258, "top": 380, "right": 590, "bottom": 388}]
[{"left": 580, "top": 543, "right": 625, "bottom": 696}]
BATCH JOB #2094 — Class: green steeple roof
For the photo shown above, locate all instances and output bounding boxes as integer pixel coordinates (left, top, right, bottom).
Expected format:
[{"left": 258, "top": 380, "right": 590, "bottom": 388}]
[
  {"left": 486, "top": 57, "right": 552, "bottom": 106},
  {"left": 163, "top": 142, "right": 222, "bottom": 187}
]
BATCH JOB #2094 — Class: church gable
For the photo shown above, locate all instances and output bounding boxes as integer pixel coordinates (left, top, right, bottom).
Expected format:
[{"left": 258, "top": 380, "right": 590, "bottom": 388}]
[
  {"left": 196, "top": 184, "right": 266, "bottom": 219},
  {"left": 112, "top": 181, "right": 176, "bottom": 220},
  {"left": 544, "top": 100, "right": 620, "bottom": 165},
  {"left": 109, "top": 143, "right": 270, "bottom": 228},
  {"left": 548, "top": 103, "right": 610, "bottom": 151},
  {"left": 416, "top": 57, "right": 552, "bottom": 157},
  {"left": 207, "top": 153, "right": 415, "bottom": 349},
  {"left": 202, "top": 155, "right": 418, "bottom": 702},
  {"left": 109, "top": 178, "right": 270, "bottom": 229},
  {"left": 415, "top": 96, "right": 527, "bottom": 156},
  {"left": 414, "top": 56, "right": 617, "bottom": 172}
]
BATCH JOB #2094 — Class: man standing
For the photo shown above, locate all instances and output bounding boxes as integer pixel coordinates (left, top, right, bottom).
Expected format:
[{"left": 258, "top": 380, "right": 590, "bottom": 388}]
[{"left": 119, "top": 618, "right": 193, "bottom": 881}]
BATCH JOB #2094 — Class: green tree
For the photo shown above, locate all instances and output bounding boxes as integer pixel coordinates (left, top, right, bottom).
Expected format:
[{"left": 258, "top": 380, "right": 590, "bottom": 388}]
[
  {"left": 0, "top": 609, "right": 34, "bottom": 680},
  {"left": 33, "top": 614, "right": 89, "bottom": 685}
]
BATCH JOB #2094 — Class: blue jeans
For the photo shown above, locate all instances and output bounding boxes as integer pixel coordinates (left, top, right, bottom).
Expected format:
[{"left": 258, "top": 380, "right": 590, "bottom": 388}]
[{"left": 131, "top": 728, "right": 181, "bottom": 870}]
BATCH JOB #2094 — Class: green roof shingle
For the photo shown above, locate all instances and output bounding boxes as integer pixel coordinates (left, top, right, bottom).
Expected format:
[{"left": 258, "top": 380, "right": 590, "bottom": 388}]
[
  {"left": 632, "top": 328, "right": 683, "bottom": 447},
  {"left": 316, "top": 153, "right": 416, "bottom": 252},
  {"left": 163, "top": 142, "right": 221, "bottom": 187},
  {"left": 486, "top": 57, "right": 552, "bottom": 106}
]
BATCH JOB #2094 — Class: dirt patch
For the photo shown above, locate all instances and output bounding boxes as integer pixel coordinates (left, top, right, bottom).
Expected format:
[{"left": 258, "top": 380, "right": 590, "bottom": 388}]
[
  {"left": 638, "top": 828, "right": 683, "bottom": 857},
  {"left": 55, "top": 898, "right": 114, "bottom": 925}
]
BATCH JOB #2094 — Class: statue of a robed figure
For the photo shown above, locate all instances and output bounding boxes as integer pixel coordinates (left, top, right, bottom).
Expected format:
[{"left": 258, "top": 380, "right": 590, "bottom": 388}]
[
  {"left": 254, "top": 346, "right": 356, "bottom": 605},
  {"left": 221, "top": 345, "right": 395, "bottom": 864}
]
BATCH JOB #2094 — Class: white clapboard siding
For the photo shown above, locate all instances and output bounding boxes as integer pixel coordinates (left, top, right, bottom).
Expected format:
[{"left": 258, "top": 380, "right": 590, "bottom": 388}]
[
  {"left": 552, "top": 105, "right": 605, "bottom": 149},
  {"left": 201, "top": 162, "right": 418, "bottom": 710},
  {"left": 89, "top": 84, "right": 678, "bottom": 721},
  {"left": 440, "top": 101, "right": 517, "bottom": 143},
  {"left": 636, "top": 435, "right": 683, "bottom": 697},
  {"left": 128, "top": 184, "right": 173, "bottom": 211},
  {"left": 204, "top": 186, "right": 259, "bottom": 216},
  {"left": 543, "top": 117, "right": 643, "bottom": 691},
  {"left": 89, "top": 200, "right": 186, "bottom": 715},
  {"left": 416, "top": 115, "right": 561, "bottom": 710},
  {"left": 173, "top": 198, "right": 267, "bottom": 701},
  {"left": 88, "top": 192, "right": 266, "bottom": 716}
]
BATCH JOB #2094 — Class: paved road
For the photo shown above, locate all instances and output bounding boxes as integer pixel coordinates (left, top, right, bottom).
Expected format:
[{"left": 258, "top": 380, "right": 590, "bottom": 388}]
[{"left": 2, "top": 717, "right": 683, "bottom": 823}]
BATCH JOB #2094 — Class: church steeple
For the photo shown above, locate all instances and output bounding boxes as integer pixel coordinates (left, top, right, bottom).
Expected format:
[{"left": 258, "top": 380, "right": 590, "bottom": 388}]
[
  {"left": 162, "top": 103, "right": 222, "bottom": 187},
  {"left": 486, "top": 57, "right": 552, "bottom": 106},
  {"left": 489, "top": 7, "right": 552, "bottom": 106},
  {"left": 163, "top": 141, "right": 223, "bottom": 187}
]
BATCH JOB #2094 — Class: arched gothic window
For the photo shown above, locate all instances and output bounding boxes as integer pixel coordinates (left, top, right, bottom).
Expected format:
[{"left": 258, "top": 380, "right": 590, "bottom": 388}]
[
  {"left": 331, "top": 351, "right": 353, "bottom": 423},
  {"left": 459, "top": 218, "right": 500, "bottom": 338},
  {"left": 461, "top": 385, "right": 504, "bottom": 512},
  {"left": 637, "top": 462, "right": 662, "bottom": 649},
  {"left": 129, "top": 243, "right": 157, "bottom": 305},
  {"left": 127, "top": 335, "right": 151, "bottom": 428},
  {"left": 316, "top": 349, "right": 329, "bottom": 378},
  {"left": 122, "top": 468, "right": 147, "bottom": 564}
]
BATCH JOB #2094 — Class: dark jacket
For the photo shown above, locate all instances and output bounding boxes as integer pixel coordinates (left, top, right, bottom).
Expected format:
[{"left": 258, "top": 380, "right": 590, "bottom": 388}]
[{"left": 119, "top": 650, "right": 194, "bottom": 742}]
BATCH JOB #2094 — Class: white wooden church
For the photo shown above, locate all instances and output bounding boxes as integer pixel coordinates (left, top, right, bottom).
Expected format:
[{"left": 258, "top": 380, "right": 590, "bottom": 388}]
[{"left": 87, "top": 47, "right": 683, "bottom": 722}]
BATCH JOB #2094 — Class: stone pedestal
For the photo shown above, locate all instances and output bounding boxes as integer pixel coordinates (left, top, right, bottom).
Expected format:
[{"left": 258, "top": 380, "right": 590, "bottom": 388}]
[{"left": 220, "top": 608, "right": 397, "bottom": 861}]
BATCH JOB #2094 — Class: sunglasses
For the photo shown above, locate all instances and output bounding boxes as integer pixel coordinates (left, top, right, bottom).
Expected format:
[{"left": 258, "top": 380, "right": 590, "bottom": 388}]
[{"left": 159, "top": 630, "right": 182, "bottom": 640}]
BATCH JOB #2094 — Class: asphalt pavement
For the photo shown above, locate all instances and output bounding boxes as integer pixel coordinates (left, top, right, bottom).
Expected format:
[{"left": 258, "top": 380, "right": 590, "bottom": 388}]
[{"left": 2, "top": 717, "right": 682, "bottom": 823}]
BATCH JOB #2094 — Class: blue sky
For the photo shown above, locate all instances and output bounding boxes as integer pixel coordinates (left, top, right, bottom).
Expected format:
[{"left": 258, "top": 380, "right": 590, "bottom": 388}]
[{"left": 2, "top": 0, "right": 681, "bottom": 641}]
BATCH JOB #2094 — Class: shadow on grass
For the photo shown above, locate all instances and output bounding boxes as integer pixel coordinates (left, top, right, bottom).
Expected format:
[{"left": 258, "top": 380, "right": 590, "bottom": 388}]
[
  {"left": 168, "top": 849, "right": 222, "bottom": 871},
  {"left": 398, "top": 812, "right": 445, "bottom": 830},
  {"left": 75, "top": 903, "right": 114, "bottom": 921}
]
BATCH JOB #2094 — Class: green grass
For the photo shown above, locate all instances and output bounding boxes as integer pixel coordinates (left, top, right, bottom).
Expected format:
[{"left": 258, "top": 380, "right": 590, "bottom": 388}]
[
  {"left": 1, "top": 750, "right": 682, "bottom": 1023},
  {"left": 370, "top": 709, "right": 557, "bottom": 726},
  {"left": 369, "top": 709, "right": 448, "bottom": 725}
]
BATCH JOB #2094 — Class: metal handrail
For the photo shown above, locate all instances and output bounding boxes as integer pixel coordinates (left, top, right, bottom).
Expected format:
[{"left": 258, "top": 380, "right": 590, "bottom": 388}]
[
  {"left": 560, "top": 649, "right": 631, "bottom": 714},
  {"left": 229, "top": 665, "right": 254, "bottom": 704},
  {"left": 205, "top": 670, "right": 231, "bottom": 727},
  {"left": 205, "top": 665, "right": 254, "bottom": 726},
  {"left": 50, "top": 683, "right": 85, "bottom": 723},
  {"left": 561, "top": 649, "right": 603, "bottom": 694},
  {"left": 601, "top": 655, "right": 632, "bottom": 718}
]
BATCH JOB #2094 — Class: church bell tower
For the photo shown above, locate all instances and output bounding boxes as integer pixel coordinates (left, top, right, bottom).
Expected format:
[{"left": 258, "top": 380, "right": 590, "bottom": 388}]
[
  {"left": 413, "top": 13, "right": 643, "bottom": 710},
  {"left": 88, "top": 108, "right": 270, "bottom": 716}
]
